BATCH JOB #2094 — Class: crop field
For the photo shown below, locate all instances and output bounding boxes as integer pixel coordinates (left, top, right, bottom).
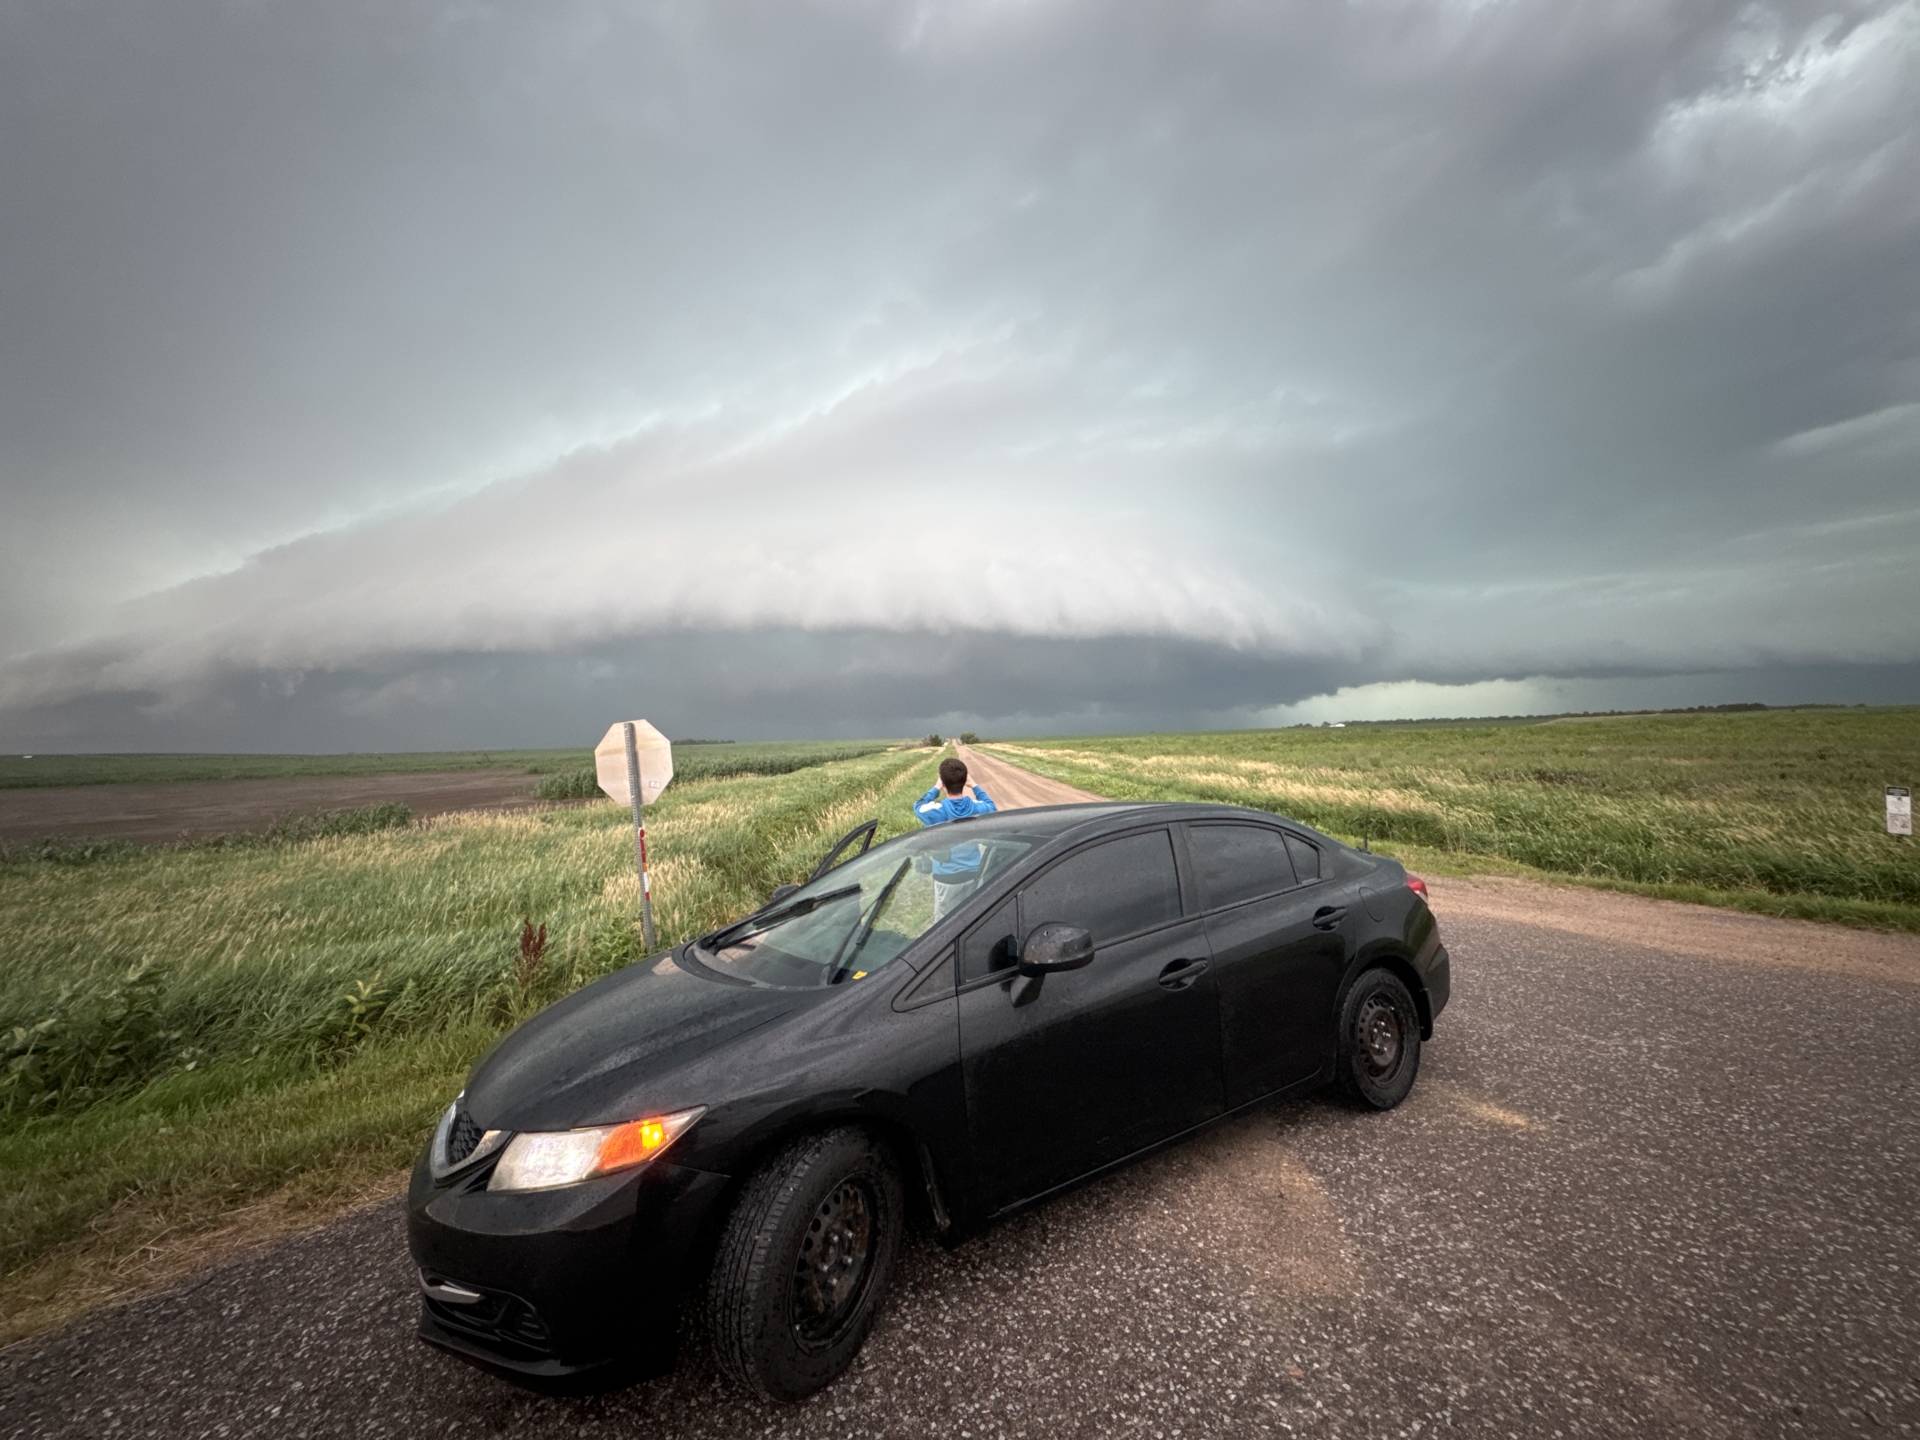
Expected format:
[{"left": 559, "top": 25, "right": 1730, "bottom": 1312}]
[
  {"left": 0, "top": 745, "right": 941, "bottom": 1343},
  {"left": 982, "top": 706, "right": 1920, "bottom": 930},
  {"left": 0, "top": 739, "right": 900, "bottom": 790}
]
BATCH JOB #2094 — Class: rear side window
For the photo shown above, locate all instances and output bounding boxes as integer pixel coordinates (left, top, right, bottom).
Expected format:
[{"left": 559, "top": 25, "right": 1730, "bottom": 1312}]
[
  {"left": 1020, "top": 830, "right": 1181, "bottom": 944},
  {"left": 1284, "top": 834, "right": 1321, "bottom": 883},
  {"left": 1189, "top": 824, "right": 1298, "bottom": 909}
]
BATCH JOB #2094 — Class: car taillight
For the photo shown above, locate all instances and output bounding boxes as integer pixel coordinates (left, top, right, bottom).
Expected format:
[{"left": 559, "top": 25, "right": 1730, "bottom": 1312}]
[{"left": 1405, "top": 874, "right": 1429, "bottom": 902}]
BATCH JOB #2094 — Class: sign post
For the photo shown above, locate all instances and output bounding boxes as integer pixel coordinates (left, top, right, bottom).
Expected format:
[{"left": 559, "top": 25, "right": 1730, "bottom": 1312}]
[
  {"left": 1889, "top": 785, "right": 1913, "bottom": 838},
  {"left": 595, "top": 720, "right": 674, "bottom": 950},
  {"left": 623, "top": 723, "right": 657, "bottom": 950}
]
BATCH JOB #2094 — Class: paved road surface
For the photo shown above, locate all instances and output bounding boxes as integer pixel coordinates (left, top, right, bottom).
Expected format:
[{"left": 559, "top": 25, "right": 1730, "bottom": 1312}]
[{"left": 4, "top": 753, "right": 1918, "bottom": 1438}]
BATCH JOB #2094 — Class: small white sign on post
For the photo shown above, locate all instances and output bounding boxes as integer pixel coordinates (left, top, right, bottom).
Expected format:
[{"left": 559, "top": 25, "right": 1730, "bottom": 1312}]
[
  {"left": 595, "top": 720, "right": 674, "bottom": 806},
  {"left": 1888, "top": 785, "right": 1913, "bottom": 837},
  {"left": 595, "top": 721, "right": 674, "bottom": 949}
]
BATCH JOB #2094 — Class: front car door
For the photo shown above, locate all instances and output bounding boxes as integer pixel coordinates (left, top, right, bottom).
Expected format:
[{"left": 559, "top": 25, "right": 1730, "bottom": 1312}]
[
  {"left": 956, "top": 827, "right": 1226, "bottom": 1214},
  {"left": 1185, "top": 821, "right": 1351, "bottom": 1107}
]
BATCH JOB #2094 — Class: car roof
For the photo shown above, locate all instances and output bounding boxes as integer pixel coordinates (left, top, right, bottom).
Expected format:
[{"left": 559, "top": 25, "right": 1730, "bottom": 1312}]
[
  {"left": 943, "top": 801, "right": 1147, "bottom": 839},
  {"left": 946, "top": 799, "right": 1327, "bottom": 844}
]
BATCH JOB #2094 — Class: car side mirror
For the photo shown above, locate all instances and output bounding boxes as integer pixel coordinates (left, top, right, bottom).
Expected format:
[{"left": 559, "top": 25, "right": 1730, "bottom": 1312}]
[
  {"left": 1018, "top": 923, "right": 1094, "bottom": 976},
  {"left": 766, "top": 883, "right": 801, "bottom": 908}
]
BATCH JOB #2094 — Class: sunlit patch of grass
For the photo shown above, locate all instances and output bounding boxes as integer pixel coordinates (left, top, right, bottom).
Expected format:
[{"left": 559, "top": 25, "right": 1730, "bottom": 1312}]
[{"left": 982, "top": 708, "right": 1920, "bottom": 926}]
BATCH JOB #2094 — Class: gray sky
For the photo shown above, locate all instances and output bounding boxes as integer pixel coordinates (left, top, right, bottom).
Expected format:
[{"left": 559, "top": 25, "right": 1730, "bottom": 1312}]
[{"left": 2, "top": 0, "right": 1916, "bottom": 749}]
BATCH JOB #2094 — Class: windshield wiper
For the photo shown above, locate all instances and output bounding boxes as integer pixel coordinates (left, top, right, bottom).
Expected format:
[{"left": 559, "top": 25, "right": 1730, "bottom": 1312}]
[
  {"left": 828, "top": 859, "right": 911, "bottom": 984},
  {"left": 704, "top": 883, "right": 861, "bottom": 948}
]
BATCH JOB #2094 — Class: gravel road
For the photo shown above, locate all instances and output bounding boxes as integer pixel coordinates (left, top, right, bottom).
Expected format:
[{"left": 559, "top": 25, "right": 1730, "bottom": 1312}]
[
  {"left": 4, "top": 753, "right": 1917, "bottom": 1439},
  {"left": 953, "top": 742, "right": 1103, "bottom": 808}
]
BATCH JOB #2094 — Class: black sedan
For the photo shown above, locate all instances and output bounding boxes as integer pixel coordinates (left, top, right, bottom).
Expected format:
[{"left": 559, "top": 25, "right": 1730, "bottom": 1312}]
[{"left": 406, "top": 801, "right": 1451, "bottom": 1400}]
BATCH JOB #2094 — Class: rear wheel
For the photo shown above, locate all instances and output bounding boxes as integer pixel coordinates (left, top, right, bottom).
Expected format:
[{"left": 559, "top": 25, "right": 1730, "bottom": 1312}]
[
  {"left": 704, "top": 1127, "right": 904, "bottom": 1402},
  {"left": 1335, "top": 968, "right": 1421, "bottom": 1110}
]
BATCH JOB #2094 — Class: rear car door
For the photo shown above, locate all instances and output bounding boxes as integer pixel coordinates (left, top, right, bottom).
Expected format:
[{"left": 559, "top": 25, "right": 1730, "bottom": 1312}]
[
  {"left": 957, "top": 827, "right": 1225, "bottom": 1213},
  {"left": 1185, "top": 821, "right": 1350, "bottom": 1106}
]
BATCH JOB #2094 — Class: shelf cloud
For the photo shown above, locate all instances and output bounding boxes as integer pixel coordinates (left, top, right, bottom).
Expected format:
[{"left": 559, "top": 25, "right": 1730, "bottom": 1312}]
[{"left": 2, "top": 0, "right": 1915, "bottom": 746}]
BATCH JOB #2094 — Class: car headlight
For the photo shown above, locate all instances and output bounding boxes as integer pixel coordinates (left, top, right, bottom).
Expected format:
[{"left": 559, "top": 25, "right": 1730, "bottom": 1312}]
[{"left": 486, "top": 1106, "right": 706, "bottom": 1193}]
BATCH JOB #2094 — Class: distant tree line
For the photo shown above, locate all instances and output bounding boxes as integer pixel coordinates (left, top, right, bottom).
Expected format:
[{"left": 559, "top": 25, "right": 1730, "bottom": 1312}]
[{"left": 922, "top": 732, "right": 983, "bottom": 747}]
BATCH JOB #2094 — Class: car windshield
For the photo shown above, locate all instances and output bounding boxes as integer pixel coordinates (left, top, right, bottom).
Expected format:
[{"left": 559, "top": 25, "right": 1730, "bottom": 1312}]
[{"left": 695, "top": 826, "right": 1037, "bottom": 988}]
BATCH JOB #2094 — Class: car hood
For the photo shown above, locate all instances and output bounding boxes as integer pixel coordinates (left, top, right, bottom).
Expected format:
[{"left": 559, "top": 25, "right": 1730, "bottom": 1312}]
[{"left": 462, "top": 949, "right": 807, "bottom": 1133}]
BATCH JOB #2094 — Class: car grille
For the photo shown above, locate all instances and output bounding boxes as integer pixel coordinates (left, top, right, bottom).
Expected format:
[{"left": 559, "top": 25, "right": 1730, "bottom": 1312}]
[
  {"left": 422, "top": 1277, "right": 554, "bottom": 1359},
  {"left": 446, "top": 1105, "right": 484, "bottom": 1166}
]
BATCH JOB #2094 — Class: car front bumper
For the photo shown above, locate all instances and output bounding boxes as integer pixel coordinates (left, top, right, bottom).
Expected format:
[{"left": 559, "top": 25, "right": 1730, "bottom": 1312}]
[{"left": 405, "top": 1149, "right": 732, "bottom": 1385}]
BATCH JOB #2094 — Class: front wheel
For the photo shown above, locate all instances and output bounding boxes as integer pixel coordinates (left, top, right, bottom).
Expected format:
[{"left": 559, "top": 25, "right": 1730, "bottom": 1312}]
[
  {"left": 704, "top": 1127, "right": 905, "bottom": 1402},
  {"left": 1335, "top": 968, "right": 1422, "bottom": 1110}
]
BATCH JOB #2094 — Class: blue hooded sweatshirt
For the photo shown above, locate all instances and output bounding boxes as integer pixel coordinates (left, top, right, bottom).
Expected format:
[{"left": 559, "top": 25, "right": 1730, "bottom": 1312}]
[{"left": 913, "top": 784, "right": 997, "bottom": 878}]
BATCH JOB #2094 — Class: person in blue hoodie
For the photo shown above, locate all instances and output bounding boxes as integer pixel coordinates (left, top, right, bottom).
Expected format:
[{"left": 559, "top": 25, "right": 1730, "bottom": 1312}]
[{"left": 914, "top": 757, "right": 998, "bottom": 917}]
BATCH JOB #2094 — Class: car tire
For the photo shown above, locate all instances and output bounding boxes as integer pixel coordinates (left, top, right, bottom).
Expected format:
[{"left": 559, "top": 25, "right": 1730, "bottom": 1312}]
[
  {"left": 704, "top": 1126, "right": 905, "bottom": 1402},
  {"left": 1335, "top": 968, "right": 1422, "bottom": 1110}
]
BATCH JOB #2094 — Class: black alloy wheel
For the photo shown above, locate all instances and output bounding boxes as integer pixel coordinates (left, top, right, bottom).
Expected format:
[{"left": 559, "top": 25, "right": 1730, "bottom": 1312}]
[{"left": 1336, "top": 968, "right": 1422, "bottom": 1110}]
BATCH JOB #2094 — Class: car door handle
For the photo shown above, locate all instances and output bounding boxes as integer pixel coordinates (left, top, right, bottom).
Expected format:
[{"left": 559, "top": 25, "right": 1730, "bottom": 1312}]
[
  {"left": 1311, "top": 905, "right": 1347, "bottom": 931},
  {"left": 1157, "top": 956, "right": 1209, "bottom": 990}
]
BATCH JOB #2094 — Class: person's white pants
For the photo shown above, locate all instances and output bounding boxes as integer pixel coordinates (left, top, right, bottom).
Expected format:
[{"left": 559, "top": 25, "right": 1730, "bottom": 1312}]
[{"left": 932, "top": 877, "right": 975, "bottom": 920}]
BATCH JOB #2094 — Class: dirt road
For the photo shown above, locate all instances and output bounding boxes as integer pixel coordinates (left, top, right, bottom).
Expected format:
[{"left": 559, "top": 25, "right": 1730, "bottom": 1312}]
[
  {"left": 954, "top": 742, "right": 1102, "bottom": 807},
  {"left": 5, "top": 749, "right": 1918, "bottom": 1438},
  {"left": 0, "top": 770, "right": 547, "bottom": 845}
]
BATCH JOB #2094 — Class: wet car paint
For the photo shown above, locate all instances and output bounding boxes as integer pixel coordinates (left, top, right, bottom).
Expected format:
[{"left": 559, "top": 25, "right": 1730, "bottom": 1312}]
[{"left": 406, "top": 801, "right": 1449, "bottom": 1382}]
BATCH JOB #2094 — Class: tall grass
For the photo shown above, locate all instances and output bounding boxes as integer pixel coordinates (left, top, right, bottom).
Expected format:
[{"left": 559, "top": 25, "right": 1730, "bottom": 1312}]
[
  {"left": 983, "top": 708, "right": 1920, "bottom": 920},
  {"left": 0, "top": 747, "right": 943, "bottom": 1321}
]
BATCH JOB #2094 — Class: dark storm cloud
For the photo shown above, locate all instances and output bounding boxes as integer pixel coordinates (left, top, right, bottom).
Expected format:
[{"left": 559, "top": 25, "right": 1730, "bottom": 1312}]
[
  {"left": 1, "top": 0, "right": 1915, "bottom": 746},
  {"left": 0, "top": 633, "right": 1369, "bottom": 753},
  {"left": 8, "top": 635, "right": 1914, "bottom": 754}
]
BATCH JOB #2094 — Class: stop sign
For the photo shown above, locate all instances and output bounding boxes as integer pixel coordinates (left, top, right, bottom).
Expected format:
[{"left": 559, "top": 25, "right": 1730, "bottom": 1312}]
[{"left": 594, "top": 720, "right": 674, "bottom": 805}]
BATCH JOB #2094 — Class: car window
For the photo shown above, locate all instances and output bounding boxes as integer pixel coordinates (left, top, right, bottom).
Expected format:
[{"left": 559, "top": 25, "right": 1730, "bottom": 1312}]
[
  {"left": 960, "top": 897, "right": 1019, "bottom": 984},
  {"left": 895, "top": 948, "right": 956, "bottom": 1008},
  {"left": 697, "top": 829, "right": 1037, "bottom": 988},
  {"left": 1019, "top": 829, "right": 1181, "bottom": 945},
  {"left": 1284, "top": 833, "right": 1321, "bottom": 883},
  {"left": 1189, "top": 824, "right": 1298, "bottom": 909}
]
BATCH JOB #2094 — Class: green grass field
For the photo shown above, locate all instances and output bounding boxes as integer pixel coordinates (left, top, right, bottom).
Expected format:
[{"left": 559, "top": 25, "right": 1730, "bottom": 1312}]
[
  {"left": 982, "top": 707, "right": 1920, "bottom": 929},
  {"left": 0, "top": 739, "right": 902, "bottom": 789},
  {"left": 0, "top": 744, "right": 941, "bottom": 1342}
]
